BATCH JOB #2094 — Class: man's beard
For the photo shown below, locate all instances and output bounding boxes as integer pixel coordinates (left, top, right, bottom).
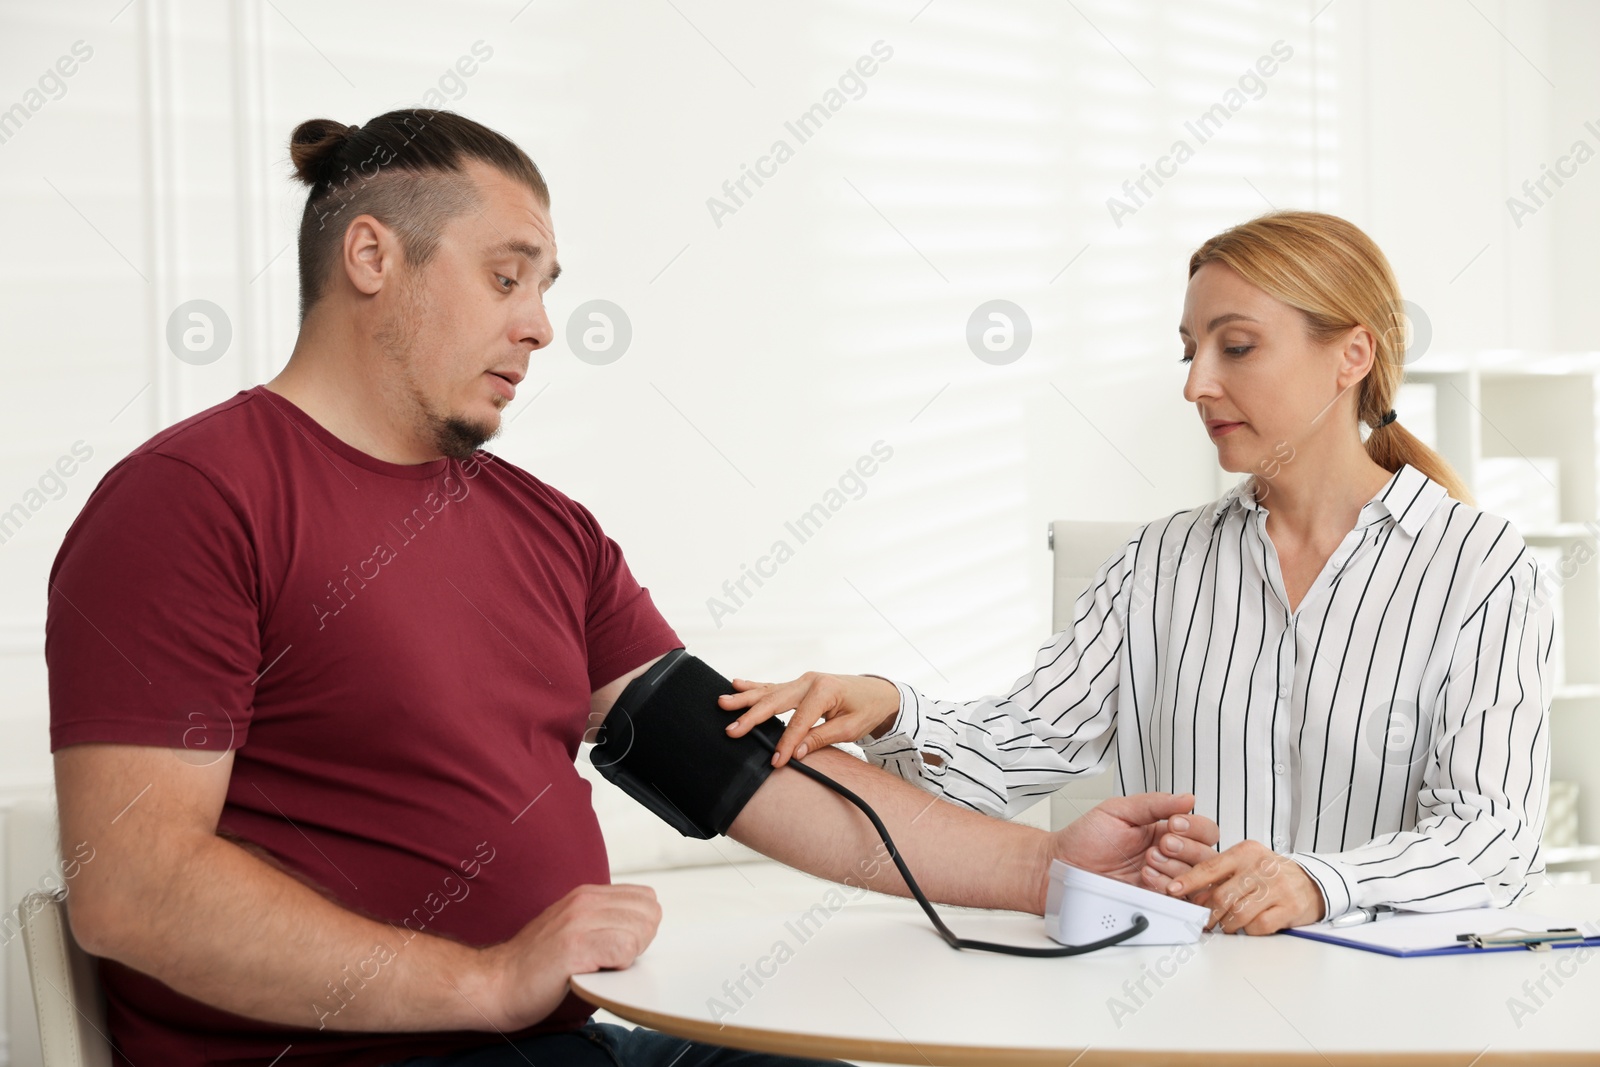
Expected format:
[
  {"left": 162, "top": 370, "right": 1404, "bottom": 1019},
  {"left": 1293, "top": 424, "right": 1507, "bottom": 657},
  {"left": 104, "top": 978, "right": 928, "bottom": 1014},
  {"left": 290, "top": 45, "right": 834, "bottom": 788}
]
[
  {"left": 430, "top": 410, "right": 497, "bottom": 461},
  {"left": 375, "top": 273, "right": 501, "bottom": 461}
]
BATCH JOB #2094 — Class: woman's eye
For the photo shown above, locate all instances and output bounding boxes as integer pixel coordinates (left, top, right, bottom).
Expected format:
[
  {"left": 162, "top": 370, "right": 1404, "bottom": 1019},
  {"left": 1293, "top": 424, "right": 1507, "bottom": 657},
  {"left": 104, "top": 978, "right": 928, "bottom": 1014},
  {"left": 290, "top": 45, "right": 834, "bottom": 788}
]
[{"left": 1180, "top": 344, "right": 1251, "bottom": 363}]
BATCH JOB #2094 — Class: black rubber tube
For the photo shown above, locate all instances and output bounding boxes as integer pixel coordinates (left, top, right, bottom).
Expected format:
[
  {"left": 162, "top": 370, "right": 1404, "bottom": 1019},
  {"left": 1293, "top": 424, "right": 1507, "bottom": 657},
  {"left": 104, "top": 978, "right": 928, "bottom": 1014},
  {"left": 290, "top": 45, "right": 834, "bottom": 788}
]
[{"left": 751, "top": 732, "right": 1149, "bottom": 957}]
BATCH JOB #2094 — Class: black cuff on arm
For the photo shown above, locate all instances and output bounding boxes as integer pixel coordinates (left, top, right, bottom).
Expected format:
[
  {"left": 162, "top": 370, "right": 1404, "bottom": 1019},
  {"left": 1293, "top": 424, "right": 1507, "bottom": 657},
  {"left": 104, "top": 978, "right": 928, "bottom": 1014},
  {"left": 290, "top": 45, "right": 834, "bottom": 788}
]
[{"left": 591, "top": 649, "right": 785, "bottom": 839}]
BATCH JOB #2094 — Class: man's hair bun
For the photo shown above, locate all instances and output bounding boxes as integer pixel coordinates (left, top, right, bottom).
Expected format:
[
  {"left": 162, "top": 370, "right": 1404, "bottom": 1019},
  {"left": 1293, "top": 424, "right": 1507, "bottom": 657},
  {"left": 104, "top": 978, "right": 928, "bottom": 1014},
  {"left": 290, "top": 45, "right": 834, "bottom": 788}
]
[
  {"left": 289, "top": 118, "right": 357, "bottom": 187},
  {"left": 285, "top": 109, "right": 550, "bottom": 322}
]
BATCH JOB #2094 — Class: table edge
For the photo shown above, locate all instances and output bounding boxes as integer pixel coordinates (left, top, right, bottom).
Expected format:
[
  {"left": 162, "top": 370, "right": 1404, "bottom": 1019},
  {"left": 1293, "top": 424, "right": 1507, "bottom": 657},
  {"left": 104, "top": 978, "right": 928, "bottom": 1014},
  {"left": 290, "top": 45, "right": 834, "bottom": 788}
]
[{"left": 571, "top": 977, "right": 1596, "bottom": 1066}]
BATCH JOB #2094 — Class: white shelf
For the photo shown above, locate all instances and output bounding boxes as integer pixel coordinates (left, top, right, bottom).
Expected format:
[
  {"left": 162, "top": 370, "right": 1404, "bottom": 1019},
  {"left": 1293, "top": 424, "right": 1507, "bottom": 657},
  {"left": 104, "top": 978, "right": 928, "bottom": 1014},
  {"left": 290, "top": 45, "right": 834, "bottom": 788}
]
[
  {"left": 1405, "top": 353, "right": 1600, "bottom": 862},
  {"left": 1409, "top": 350, "right": 1600, "bottom": 377},
  {"left": 1546, "top": 845, "right": 1600, "bottom": 865},
  {"left": 1522, "top": 524, "right": 1600, "bottom": 540}
]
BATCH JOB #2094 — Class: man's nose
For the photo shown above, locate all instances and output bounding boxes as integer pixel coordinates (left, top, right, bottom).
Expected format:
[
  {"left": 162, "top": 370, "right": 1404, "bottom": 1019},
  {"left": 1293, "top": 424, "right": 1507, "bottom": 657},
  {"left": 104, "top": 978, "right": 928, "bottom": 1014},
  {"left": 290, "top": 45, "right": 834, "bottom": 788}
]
[{"left": 519, "top": 298, "right": 552, "bottom": 351}]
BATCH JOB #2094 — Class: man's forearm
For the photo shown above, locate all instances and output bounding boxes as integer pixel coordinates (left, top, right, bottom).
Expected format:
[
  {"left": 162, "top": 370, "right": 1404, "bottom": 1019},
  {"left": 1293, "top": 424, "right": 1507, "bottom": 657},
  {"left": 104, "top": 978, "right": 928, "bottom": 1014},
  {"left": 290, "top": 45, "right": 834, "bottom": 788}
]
[
  {"left": 727, "top": 746, "right": 1052, "bottom": 914},
  {"left": 76, "top": 832, "right": 508, "bottom": 1033}
]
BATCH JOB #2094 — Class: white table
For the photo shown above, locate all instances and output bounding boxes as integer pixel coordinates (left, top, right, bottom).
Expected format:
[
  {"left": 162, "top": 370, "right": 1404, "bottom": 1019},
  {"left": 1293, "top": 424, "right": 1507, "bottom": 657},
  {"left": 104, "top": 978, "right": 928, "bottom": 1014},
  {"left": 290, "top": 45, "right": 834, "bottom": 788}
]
[{"left": 573, "top": 879, "right": 1600, "bottom": 1065}]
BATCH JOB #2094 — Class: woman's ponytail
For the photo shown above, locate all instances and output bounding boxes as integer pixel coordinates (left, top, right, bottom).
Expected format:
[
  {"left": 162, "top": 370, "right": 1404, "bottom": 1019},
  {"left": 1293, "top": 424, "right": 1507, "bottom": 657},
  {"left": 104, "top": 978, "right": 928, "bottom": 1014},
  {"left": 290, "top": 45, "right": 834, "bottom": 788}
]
[{"left": 1366, "top": 416, "right": 1472, "bottom": 504}]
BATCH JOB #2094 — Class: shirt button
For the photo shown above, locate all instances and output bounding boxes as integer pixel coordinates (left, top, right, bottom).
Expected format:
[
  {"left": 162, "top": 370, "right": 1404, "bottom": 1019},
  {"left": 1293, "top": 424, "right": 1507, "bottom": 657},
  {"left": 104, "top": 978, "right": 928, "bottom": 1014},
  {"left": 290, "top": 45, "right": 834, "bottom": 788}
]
[
  {"left": 1278, "top": 685, "right": 1290, "bottom": 699},
  {"left": 1274, "top": 763, "right": 1286, "bottom": 775},
  {"left": 1274, "top": 835, "right": 1287, "bottom": 849}
]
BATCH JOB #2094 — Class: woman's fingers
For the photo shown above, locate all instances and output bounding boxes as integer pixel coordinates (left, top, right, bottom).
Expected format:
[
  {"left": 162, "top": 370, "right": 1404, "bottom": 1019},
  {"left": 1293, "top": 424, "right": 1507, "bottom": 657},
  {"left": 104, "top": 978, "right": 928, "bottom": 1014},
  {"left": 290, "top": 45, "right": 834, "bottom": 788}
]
[
  {"left": 786, "top": 683, "right": 851, "bottom": 757},
  {"left": 1238, "top": 904, "right": 1293, "bottom": 936},
  {"left": 716, "top": 679, "right": 775, "bottom": 713},
  {"left": 1145, "top": 844, "right": 1192, "bottom": 879},
  {"left": 771, "top": 706, "right": 824, "bottom": 766},
  {"left": 722, "top": 683, "right": 802, "bottom": 736},
  {"left": 768, "top": 678, "right": 865, "bottom": 766},
  {"left": 718, "top": 672, "right": 885, "bottom": 766},
  {"left": 792, "top": 717, "right": 862, "bottom": 760},
  {"left": 1217, "top": 884, "right": 1276, "bottom": 934},
  {"left": 717, "top": 690, "right": 762, "bottom": 712},
  {"left": 1158, "top": 829, "right": 1218, "bottom": 869}
]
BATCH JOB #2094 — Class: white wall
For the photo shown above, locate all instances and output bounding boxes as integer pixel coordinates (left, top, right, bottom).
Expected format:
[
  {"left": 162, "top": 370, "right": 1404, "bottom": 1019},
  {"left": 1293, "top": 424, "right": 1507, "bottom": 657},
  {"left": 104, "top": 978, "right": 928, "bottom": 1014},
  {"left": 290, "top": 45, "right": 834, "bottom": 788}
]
[
  {"left": 0, "top": 0, "right": 1346, "bottom": 795},
  {"left": 1, "top": 1, "right": 1597, "bottom": 1062},
  {"left": 1336, "top": 0, "right": 1554, "bottom": 353}
]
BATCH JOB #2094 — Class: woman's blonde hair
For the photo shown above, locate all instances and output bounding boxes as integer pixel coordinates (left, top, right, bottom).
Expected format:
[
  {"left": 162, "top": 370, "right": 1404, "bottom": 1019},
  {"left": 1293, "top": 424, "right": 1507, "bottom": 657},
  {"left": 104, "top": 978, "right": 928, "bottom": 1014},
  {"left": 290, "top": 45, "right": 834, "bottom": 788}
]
[{"left": 1188, "top": 211, "right": 1472, "bottom": 503}]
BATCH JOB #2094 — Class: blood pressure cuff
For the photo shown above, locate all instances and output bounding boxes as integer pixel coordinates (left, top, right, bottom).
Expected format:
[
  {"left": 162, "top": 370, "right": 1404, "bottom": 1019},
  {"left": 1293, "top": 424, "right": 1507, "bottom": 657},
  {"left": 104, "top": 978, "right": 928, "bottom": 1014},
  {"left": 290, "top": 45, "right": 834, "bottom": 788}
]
[{"left": 591, "top": 648, "right": 785, "bottom": 839}]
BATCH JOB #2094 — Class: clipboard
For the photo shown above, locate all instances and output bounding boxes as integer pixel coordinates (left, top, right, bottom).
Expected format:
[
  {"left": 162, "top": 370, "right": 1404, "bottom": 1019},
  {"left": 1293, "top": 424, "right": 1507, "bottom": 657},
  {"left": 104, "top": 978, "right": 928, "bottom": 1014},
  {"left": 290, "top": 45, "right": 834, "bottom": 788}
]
[{"left": 1284, "top": 908, "right": 1600, "bottom": 958}]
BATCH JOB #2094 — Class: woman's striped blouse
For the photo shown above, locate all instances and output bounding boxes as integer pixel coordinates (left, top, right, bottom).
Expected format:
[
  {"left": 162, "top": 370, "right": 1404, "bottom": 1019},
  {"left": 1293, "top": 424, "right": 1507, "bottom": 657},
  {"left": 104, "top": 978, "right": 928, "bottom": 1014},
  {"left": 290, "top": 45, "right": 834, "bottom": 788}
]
[{"left": 859, "top": 464, "right": 1554, "bottom": 919}]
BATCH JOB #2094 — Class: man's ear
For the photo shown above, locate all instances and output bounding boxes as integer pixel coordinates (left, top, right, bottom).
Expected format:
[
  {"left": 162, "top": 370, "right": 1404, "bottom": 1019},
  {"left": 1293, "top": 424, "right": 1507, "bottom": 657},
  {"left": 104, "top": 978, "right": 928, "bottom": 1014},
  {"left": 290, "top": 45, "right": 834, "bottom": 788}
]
[
  {"left": 1334, "top": 324, "right": 1376, "bottom": 392},
  {"left": 341, "top": 213, "right": 399, "bottom": 298}
]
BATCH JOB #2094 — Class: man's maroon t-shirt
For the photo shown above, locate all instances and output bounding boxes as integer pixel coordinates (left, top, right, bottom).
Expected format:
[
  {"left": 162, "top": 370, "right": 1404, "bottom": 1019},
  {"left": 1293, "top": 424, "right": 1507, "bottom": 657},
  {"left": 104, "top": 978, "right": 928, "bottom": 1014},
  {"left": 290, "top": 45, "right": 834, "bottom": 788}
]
[{"left": 45, "top": 386, "right": 681, "bottom": 1067}]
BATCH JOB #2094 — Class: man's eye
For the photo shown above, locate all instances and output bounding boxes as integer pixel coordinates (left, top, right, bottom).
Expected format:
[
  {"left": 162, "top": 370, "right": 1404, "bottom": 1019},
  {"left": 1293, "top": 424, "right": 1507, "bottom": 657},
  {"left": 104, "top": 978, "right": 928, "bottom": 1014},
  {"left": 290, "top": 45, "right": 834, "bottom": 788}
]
[{"left": 495, "top": 274, "right": 517, "bottom": 291}]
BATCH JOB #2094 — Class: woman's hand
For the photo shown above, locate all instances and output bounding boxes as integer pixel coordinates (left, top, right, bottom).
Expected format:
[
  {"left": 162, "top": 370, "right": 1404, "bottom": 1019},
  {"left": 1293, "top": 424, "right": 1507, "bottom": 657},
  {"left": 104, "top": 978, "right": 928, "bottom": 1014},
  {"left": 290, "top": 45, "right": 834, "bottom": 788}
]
[
  {"left": 719, "top": 672, "right": 901, "bottom": 767},
  {"left": 1163, "top": 839, "right": 1326, "bottom": 934}
]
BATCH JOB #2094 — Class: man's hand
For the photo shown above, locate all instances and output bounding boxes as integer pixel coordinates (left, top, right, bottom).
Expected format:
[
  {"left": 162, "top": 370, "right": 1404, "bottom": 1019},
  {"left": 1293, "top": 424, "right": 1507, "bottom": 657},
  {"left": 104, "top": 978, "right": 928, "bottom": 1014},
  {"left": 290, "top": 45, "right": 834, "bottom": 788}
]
[
  {"left": 1163, "top": 839, "right": 1325, "bottom": 934},
  {"left": 476, "top": 883, "right": 661, "bottom": 1030},
  {"left": 1046, "top": 792, "right": 1219, "bottom": 910}
]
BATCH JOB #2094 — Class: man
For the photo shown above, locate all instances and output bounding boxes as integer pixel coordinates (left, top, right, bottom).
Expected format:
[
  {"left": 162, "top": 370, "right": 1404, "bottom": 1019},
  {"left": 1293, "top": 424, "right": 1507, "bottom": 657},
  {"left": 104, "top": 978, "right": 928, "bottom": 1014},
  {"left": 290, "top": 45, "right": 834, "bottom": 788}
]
[{"left": 45, "top": 109, "right": 1220, "bottom": 1067}]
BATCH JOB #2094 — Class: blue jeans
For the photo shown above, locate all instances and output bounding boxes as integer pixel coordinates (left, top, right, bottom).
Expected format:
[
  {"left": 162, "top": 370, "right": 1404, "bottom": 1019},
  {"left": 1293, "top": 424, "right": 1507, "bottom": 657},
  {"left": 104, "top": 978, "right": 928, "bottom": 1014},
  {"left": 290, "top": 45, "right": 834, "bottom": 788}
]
[{"left": 385, "top": 1016, "right": 848, "bottom": 1066}]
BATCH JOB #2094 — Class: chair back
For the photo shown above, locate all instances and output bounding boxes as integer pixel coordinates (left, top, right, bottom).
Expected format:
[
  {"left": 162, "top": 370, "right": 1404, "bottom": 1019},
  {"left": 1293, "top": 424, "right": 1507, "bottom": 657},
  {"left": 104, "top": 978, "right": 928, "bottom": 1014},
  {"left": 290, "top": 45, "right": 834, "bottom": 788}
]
[
  {"left": 1046, "top": 519, "right": 1140, "bottom": 820},
  {"left": 17, "top": 889, "right": 112, "bottom": 1067}
]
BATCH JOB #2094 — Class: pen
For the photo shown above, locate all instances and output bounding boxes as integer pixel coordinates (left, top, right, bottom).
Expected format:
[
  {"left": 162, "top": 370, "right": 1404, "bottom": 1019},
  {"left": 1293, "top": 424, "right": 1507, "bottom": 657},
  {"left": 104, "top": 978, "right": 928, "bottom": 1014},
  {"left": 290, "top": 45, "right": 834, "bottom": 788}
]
[{"left": 1330, "top": 905, "right": 1398, "bottom": 928}]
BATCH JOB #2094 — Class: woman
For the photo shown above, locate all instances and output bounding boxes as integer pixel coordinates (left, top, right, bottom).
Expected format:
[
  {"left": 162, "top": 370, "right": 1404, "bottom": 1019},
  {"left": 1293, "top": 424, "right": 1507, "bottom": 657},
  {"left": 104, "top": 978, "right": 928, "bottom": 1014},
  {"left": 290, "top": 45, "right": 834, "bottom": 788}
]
[{"left": 721, "top": 211, "right": 1553, "bottom": 936}]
